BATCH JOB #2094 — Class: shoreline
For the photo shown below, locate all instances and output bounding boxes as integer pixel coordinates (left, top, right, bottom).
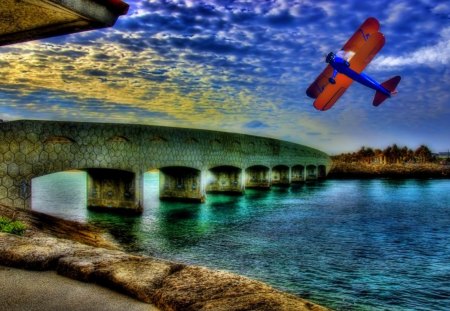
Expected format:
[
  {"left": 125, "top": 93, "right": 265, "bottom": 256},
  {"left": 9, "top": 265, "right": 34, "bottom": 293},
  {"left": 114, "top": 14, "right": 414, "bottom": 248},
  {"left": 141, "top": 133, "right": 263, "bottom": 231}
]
[
  {"left": 328, "top": 162, "right": 450, "bottom": 179},
  {"left": 0, "top": 204, "right": 330, "bottom": 311}
]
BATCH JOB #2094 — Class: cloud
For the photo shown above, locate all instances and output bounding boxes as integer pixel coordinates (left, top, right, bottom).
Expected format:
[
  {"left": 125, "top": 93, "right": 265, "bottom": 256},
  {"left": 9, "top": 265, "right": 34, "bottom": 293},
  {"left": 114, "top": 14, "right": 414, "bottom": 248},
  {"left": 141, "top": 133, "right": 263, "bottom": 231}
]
[
  {"left": 373, "top": 27, "right": 450, "bottom": 69},
  {"left": 431, "top": 3, "right": 450, "bottom": 17}
]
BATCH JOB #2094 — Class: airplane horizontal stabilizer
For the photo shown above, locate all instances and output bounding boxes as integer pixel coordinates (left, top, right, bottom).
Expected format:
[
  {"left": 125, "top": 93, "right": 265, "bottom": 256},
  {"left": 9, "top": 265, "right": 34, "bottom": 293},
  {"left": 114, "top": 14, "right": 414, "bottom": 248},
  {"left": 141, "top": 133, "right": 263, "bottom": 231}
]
[{"left": 373, "top": 76, "right": 401, "bottom": 106}]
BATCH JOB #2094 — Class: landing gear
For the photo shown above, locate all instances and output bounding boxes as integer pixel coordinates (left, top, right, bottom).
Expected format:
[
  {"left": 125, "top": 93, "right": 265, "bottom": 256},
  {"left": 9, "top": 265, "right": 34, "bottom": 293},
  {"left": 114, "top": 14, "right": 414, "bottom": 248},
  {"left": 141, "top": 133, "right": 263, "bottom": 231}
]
[{"left": 329, "top": 68, "right": 338, "bottom": 85}]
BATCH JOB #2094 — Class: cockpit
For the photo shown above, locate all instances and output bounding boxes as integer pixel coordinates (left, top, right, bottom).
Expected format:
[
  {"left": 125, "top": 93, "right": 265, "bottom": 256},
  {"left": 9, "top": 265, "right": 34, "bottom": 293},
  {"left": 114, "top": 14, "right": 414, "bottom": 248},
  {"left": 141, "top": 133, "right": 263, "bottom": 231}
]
[{"left": 325, "top": 52, "right": 335, "bottom": 63}]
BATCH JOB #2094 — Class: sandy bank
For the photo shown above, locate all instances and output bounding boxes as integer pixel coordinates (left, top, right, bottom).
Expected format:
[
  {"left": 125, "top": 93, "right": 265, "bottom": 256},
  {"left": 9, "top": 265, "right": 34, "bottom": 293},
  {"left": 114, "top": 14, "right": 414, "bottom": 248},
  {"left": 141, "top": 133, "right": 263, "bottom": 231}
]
[{"left": 0, "top": 266, "right": 157, "bottom": 311}]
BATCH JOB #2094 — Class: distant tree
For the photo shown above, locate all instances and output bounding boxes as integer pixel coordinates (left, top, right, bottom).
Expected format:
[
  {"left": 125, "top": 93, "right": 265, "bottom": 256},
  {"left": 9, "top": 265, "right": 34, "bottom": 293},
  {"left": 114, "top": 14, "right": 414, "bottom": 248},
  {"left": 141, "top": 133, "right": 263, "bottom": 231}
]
[
  {"left": 341, "top": 151, "right": 359, "bottom": 163},
  {"left": 380, "top": 144, "right": 404, "bottom": 163},
  {"left": 400, "top": 146, "right": 409, "bottom": 162},
  {"left": 391, "top": 144, "right": 401, "bottom": 163},
  {"left": 408, "top": 149, "right": 415, "bottom": 162},
  {"left": 374, "top": 149, "right": 384, "bottom": 164},
  {"left": 383, "top": 146, "right": 392, "bottom": 164},
  {"left": 415, "top": 145, "right": 433, "bottom": 163},
  {"left": 356, "top": 147, "right": 364, "bottom": 160},
  {"left": 356, "top": 146, "right": 374, "bottom": 163},
  {"left": 334, "top": 144, "right": 436, "bottom": 164}
]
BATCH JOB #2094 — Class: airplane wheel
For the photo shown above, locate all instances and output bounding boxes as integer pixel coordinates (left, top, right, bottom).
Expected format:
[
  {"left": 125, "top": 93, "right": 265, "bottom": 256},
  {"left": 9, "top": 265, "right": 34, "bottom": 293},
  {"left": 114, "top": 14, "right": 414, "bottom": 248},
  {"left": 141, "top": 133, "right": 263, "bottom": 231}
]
[{"left": 329, "top": 78, "right": 336, "bottom": 84}]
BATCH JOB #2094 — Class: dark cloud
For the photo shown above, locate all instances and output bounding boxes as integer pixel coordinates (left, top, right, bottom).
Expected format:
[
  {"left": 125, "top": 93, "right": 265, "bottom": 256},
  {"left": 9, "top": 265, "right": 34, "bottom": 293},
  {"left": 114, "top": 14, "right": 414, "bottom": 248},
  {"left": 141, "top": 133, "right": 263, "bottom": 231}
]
[
  {"left": 306, "top": 132, "right": 322, "bottom": 137},
  {"left": 92, "top": 53, "right": 113, "bottom": 61},
  {"left": 83, "top": 69, "right": 108, "bottom": 77},
  {"left": 245, "top": 120, "right": 269, "bottom": 129}
]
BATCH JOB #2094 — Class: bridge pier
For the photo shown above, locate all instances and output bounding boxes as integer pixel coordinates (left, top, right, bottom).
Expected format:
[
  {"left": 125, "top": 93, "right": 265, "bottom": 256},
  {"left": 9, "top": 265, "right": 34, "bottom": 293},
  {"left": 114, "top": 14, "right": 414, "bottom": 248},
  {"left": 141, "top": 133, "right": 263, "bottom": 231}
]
[
  {"left": 291, "top": 165, "right": 305, "bottom": 183},
  {"left": 245, "top": 165, "right": 270, "bottom": 189},
  {"left": 318, "top": 165, "right": 327, "bottom": 179},
  {"left": 86, "top": 169, "right": 142, "bottom": 214},
  {"left": 206, "top": 166, "right": 244, "bottom": 195},
  {"left": 306, "top": 165, "right": 318, "bottom": 181},
  {"left": 271, "top": 165, "right": 290, "bottom": 187},
  {"left": 159, "top": 167, "right": 205, "bottom": 203}
]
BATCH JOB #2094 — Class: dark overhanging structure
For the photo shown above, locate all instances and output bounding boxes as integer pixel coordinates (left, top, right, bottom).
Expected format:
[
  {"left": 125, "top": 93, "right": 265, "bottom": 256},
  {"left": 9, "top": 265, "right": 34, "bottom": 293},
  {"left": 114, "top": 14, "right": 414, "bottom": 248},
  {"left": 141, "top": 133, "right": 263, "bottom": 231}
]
[{"left": 1, "top": 0, "right": 129, "bottom": 46}]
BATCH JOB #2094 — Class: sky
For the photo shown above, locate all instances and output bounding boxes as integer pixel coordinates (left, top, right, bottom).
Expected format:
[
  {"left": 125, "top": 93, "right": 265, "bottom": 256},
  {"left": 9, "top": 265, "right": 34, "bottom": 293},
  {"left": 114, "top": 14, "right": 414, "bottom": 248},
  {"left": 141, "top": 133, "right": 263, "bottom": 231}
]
[{"left": 1, "top": 0, "right": 449, "bottom": 154}]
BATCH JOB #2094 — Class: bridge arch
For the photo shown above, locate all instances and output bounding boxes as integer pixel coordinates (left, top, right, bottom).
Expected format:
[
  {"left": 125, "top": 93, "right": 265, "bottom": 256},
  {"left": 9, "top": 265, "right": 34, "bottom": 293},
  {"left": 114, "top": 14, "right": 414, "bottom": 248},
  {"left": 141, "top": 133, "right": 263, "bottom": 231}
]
[
  {"left": 271, "top": 165, "right": 290, "bottom": 186},
  {"left": 306, "top": 165, "right": 317, "bottom": 180},
  {"left": 31, "top": 167, "right": 141, "bottom": 214},
  {"left": 206, "top": 165, "right": 243, "bottom": 194},
  {"left": 31, "top": 170, "right": 86, "bottom": 215},
  {"left": 318, "top": 165, "right": 327, "bottom": 179},
  {"left": 291, "top": 165, "right": 305, "bottom": 183},
  {"left": 159, "top": 166, "right": 204, "bottom": 202},
  {"left": 85, "top": 168, "right": 139, "bottom": 212},
  {"left": 245, "top": 165, "right": 270, "bottom": 189}
]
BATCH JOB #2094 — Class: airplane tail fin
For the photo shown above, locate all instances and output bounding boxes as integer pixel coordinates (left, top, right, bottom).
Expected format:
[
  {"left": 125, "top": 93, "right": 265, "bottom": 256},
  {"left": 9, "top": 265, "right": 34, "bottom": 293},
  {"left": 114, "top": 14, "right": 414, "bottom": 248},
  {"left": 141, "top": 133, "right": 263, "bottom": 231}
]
[{"left": 373, "top": 76, "right": 401, "bottom": 106}]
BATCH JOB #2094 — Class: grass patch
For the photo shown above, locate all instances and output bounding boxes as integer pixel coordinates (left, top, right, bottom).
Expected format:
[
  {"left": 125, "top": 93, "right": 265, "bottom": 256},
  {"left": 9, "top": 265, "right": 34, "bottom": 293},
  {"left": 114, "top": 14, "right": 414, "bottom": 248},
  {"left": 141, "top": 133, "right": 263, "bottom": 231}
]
[{"left": 0, "top": 216, "right": 27, "bottom": 235}]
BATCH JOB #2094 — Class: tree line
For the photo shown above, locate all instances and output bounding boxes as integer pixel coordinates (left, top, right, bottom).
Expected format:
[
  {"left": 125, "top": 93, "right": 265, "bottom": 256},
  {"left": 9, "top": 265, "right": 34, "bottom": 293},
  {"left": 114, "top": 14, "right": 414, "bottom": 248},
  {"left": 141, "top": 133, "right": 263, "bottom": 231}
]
[{"left": 332, "top": 144, "right": 437, "bottom": 164}]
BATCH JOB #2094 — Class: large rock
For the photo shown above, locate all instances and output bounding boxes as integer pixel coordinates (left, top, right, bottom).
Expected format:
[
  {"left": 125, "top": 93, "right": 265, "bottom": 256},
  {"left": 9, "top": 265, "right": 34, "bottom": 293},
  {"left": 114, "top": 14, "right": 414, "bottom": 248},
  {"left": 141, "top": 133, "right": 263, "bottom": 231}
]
[
  {"left": 58, "top": 250, "right": 184, "bottom": 303},
  {"left": 154, "top": 266, "right": 326, "bottom": 311},
  {"left": 56, "top": 248, "right": 131, "bottom": 282}
]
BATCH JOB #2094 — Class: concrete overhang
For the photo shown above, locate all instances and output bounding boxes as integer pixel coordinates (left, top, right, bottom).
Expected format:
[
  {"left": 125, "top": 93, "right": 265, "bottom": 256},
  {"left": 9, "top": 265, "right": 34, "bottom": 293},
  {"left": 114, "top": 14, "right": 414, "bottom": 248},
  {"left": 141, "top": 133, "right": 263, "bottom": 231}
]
[{"left": 0, "top": 0, "right": 129, "bottom": 46}]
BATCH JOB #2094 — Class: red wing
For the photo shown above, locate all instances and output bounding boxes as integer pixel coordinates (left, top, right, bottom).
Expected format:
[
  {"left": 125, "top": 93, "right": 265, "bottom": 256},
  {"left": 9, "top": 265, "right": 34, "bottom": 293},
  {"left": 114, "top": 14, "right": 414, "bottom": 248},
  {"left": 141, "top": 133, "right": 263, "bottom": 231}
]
[
  {"left": 349, "top": 32, "right": 385, "bottom": 73},
  {"left": 342, "top": 17, "right": 380, "bottom": 53},
  {"left": 313, "top": 73, "right": 353, "bottom": 111},
  {"left": 306, "top": 65, "right": 333, "bottom": 99}
]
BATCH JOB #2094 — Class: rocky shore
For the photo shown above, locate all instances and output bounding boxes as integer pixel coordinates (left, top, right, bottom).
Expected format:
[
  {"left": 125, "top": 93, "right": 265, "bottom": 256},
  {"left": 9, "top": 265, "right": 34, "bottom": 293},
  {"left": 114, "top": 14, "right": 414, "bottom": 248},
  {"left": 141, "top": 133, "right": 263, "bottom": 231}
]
[
  {"left": 328, "top": 162, "right": 450, "bottom": 179},
  {"left": 0, "top": 204, "right": 329, "bottom": 311}
]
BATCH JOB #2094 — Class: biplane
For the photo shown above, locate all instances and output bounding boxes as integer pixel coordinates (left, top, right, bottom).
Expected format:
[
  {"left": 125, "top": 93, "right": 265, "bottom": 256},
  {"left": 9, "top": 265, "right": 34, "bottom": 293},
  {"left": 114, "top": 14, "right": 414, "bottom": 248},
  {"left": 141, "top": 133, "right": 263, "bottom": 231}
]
[{"left": 306, "top": 17, "right": 401, "bottom": 111}]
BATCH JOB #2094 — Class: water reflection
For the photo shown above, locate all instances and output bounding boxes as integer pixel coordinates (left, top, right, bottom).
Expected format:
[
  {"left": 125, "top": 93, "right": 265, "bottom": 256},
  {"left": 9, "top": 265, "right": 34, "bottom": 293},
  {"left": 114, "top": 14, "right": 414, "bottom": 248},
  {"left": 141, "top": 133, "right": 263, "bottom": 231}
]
[
  {"left": 160, "top": 202, "right": 201, "bottom": 221},
  {"left": 86, "top": 210, "right": 141, "bottom": 250},
  {"left": 154, "top": 203, "right": 206, "bottom": 248}
]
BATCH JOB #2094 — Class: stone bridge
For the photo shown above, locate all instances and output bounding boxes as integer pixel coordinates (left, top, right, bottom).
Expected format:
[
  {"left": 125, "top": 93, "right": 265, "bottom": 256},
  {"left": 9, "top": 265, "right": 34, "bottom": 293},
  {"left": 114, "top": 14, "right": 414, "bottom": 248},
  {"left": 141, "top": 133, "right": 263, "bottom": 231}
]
[{"left": 0, "top": 120, "right": 332, "bottom": 213}]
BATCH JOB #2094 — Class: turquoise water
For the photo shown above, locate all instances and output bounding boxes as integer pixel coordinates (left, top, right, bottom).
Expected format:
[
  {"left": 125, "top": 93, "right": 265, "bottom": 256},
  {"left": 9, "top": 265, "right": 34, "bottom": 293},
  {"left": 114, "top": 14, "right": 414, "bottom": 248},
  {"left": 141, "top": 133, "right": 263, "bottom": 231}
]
[{"left": 32, "top": 172, "right": 450, "bottom": 310}]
